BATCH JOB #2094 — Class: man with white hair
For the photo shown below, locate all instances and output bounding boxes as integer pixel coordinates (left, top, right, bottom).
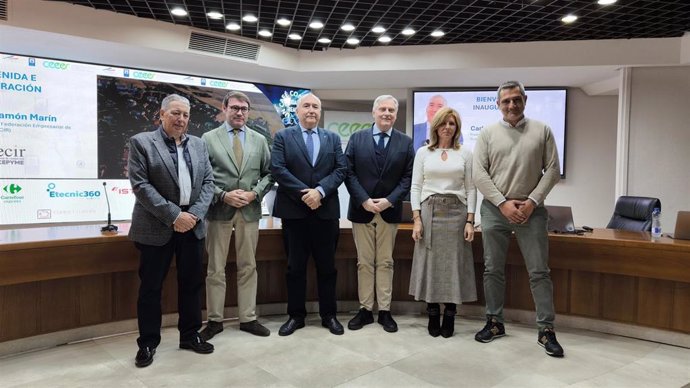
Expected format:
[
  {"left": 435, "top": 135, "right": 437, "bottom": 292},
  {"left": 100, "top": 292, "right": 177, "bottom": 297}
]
[
  {"left": 344, "top": 95, "right": 414, "bottom": 333},
  {"left": 128, "top": 94, "right": 215, "bottom": 367},
  {"left": 270, "top": 93, "right": 348, "bottom": 336}
]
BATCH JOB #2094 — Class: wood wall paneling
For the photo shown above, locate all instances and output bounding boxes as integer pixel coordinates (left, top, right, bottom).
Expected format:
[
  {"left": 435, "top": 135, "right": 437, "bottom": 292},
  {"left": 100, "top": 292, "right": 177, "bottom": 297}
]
[
  {"left": 2, "top": 226, "right": 690, "bottom": 343},
  {"left": 569, "top": 271, "right": 601, "bottom": 318},
  {"left": 672, "top": 282, "right": 690, "bottom": 332},
  {"left": 0, "top": 283, "right": 39, "bottom": 342},
  {"left": 38, "top": 278, "right": 80, "bottom": 334},
  {"left": 112, "top": 271, "right": 139, "bottom": 321},
  {"left": 78, "top": 274, "right": 113, "bottom": 326},
  {"left": 601, "top": 274, "right": 637, "bottom": 323},
  {"left": 637, "top": 278, "right": 674, "bottom": 329}
]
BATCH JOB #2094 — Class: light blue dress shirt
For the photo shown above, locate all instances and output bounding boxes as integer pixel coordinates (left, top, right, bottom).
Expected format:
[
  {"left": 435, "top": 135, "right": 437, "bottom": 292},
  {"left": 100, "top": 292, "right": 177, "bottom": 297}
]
[
  {"left": 299, "top": 125, "right": 324, "bottom": 198},
  {"left": 224, "top": 122, "right": 246, "bottom": 146},
  {"left": 300, "top": 125, "right": 320, "bottom": 166},
  {"left": 372, "top": 124, "right": 391, "bottom": 148}
]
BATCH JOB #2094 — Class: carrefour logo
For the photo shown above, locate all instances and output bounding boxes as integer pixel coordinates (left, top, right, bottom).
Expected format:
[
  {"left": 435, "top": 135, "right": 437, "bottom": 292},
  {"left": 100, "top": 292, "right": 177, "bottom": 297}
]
[
  {"left": 209, "top": 80, "right": 228, "bottom": 87},
  {"left": 43, "top": 61, "right": 70, "bottom": 70},
  {"left": 46, "top": 182, "right": 101, "bottom": 199},
  {"left": 1, "top": 183, "right": 25, "bottom": 203},
  {"left": 132, "top": 71, "right": 155, "bottom": 80},
  {"left": 2, "top": 183, "right": 22, "bottom": 194}
]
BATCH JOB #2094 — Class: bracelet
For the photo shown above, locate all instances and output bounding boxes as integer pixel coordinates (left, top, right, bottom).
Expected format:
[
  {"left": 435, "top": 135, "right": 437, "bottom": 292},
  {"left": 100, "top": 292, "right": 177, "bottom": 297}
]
[
  {"left": 220, "top": 192, "right": 226, "bottom": 202},
  {"left": 466, "top": 220, "right": 474, "bottom": 225},
  {"left": 412, "top": 215, "right": 421, "bottom": 221}
]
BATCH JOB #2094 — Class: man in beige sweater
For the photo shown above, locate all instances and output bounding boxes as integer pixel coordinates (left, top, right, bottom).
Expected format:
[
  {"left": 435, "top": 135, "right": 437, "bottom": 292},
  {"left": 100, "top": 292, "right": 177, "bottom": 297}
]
[{"left": 472, "top": 80, "right": 564, "bottom": 357}]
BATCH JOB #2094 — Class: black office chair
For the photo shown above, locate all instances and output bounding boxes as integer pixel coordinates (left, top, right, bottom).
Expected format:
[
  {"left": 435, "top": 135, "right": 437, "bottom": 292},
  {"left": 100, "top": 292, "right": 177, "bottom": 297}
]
[{"left": 606, "top": 196, "right": 661, "bottom": 231}]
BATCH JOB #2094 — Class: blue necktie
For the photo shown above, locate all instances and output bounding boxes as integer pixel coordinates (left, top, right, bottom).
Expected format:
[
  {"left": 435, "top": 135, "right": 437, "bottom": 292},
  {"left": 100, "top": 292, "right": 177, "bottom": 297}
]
[
  {"left": 377, "top": 132, "right": 388, "bottom": 150},
  {"left": 306, "top": 129, "right": 315, "bottom": 165}
]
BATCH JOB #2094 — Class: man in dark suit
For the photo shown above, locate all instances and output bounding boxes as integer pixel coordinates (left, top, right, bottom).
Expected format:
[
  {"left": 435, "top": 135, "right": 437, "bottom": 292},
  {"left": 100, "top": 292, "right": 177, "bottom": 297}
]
[
  {"left": 128, "top": 94, "right": 215, "bottom": 367},
  {"left": 344, "top": 95, "right": 414, "bottom": 333},
  {"left": 413, "top": 94, "right": 446, "bottom": 151},
  {"left": 200, "top": 91, "right": 274, "bottom": 341},
  {"left": 270, "top": 93, "right": 348, "bottom": 336}
]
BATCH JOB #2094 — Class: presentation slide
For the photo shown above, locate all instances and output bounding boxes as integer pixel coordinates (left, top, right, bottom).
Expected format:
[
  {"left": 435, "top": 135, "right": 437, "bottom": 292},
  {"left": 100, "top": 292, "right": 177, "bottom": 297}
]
[
  {"left": 0, "top": 53, "right": 309, "bottom": 225},
  {"left": 413, "top": 89, "right": 567, "bottom": 176}
]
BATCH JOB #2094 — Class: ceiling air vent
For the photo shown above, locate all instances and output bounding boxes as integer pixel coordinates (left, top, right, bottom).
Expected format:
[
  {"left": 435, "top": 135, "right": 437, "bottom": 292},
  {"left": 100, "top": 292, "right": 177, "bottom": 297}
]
[
  {"left": 0, "top": 0, "right": 8, "bottom": 21},
  {"left": 188, "top": 31, "right": 260, "bottom": 61}
]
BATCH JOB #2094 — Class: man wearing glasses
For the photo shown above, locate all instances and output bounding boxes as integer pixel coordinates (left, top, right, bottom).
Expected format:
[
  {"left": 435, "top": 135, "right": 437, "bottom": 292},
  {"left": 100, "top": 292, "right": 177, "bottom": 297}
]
[{"left": 200, "top": 91, "right": 274, "bottom": 341}]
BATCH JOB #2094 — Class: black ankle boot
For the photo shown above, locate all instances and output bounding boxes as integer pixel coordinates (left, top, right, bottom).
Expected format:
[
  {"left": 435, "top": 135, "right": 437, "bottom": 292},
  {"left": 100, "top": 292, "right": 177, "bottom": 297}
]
[
  {"left": 427, "top": 306, "right": 441, "bottom": 337},
  {"left": 441, "top": 309, "right": 456, "bottom": 338}
]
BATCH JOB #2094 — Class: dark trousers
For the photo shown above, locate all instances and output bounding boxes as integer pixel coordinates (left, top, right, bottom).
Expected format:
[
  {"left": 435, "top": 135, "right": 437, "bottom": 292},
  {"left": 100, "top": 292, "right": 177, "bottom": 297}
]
[
  {"left": 135, "top": 232, "right": 204, "bottom": 349},
  {"left": 282, "top": 217, "right": 339, "bottom": 319}
]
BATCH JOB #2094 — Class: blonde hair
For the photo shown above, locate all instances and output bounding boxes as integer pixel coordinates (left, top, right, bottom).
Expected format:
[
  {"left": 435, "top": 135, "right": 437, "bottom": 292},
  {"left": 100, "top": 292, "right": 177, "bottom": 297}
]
[{"left": 428, "top": 107, "right": 462, "bottom": 151}]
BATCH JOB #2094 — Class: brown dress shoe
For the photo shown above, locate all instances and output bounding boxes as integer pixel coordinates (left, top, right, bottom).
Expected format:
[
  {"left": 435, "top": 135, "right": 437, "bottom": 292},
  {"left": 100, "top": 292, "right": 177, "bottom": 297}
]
[
  {"left": 239, "top": 320, "right": 271, "bottom": 337},
  {"left": 199, "top": 320, "right": 223, "bottom": 341}
]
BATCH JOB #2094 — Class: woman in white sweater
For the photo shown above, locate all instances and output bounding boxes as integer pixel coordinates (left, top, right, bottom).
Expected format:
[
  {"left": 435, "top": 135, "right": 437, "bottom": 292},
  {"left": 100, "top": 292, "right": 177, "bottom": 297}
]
[{"left": 409, "top": 107, "right": 478, "bottom": 338}]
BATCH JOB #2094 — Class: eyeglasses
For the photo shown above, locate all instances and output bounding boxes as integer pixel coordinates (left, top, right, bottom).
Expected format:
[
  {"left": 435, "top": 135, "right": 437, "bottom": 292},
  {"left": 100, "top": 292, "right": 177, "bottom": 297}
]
[{"left": 228, "top": 105, "right": 250, "bottom": 113}]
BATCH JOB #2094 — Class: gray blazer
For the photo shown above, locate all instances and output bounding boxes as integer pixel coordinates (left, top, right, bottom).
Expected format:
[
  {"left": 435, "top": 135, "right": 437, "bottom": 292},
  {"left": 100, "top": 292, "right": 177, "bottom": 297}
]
[
  {"left": 202, "top": 125, "right": 273, "bottom": 222},
  {"left": 127, "top": 128, "right": 214, "bottom": 246}
]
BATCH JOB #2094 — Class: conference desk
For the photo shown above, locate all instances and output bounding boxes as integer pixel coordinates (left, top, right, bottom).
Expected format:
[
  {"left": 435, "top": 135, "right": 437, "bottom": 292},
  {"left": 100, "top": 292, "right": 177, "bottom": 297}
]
[{"left": 1, "top": 220, "right": 690, "bottom": 348}]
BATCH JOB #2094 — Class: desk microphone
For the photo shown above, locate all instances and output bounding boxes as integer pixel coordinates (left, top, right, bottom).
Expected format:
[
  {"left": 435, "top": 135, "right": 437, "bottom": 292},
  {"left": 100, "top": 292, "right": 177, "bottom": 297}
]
[{"left": 101, "top": 182, "right": 119, "bottom": 233}]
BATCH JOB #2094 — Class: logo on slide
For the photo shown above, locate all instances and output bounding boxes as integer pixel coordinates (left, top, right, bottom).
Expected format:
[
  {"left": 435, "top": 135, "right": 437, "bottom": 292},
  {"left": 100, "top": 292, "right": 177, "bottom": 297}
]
[
  {"left": 0, "top": 147, "right": 25, "bottom": 166},
  {"left": 46, "top": 183, "right": 101, "bottom": 199},
  {"left": 111, "top": 187, "right": 132, "bottom": 195},
  {"left": 42, "top": 60, "right": 70, "bottom": 70},
  {"left": 132, "top": 71, "right": 155, "bottom": 80},
  {"left": 1, "top": 183, "right": 24, "bottom": 203},
  {"left": 2, "top": 184, "right": 22, "bottom": 194},
  {"left": 209, "top": 80, "right": 228, "bottom": 88}
]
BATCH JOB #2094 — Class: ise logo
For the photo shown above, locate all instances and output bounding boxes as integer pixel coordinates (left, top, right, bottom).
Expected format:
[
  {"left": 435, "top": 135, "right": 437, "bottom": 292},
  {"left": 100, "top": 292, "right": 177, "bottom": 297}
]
[{"left": 2, "top": 183, "right": 22, "bottom": 194}]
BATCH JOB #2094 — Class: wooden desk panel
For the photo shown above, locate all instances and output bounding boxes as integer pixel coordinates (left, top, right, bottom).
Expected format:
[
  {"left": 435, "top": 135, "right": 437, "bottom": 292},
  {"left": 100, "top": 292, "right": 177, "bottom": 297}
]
[{"left": 1, "top": 224, "right": 690, "bottom": 343}]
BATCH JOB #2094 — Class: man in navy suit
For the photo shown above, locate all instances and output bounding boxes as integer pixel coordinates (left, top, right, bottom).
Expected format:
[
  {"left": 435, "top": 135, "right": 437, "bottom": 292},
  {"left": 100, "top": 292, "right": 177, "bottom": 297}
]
[
  {"left": 127, "top": 94, "right": 215, "bottom": 367},
  {"left": 270, "top": 93, "right": 348, "bottom": 336},
  {"left": 413, "top": 94, "right": 446, "bottom": 151},
  {"left": 344, "top": 95, "right": 414, "bottom": 333}
]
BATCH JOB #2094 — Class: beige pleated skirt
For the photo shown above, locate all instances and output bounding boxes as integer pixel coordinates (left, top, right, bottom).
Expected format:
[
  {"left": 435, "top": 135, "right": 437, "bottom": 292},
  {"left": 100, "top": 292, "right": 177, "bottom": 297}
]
[{"left": 409, "top": 194, "right": 478, "bottom": 304}]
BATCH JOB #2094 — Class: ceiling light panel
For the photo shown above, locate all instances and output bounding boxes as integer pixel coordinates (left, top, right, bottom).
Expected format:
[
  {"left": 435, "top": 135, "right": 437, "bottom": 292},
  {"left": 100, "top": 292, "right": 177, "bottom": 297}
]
[{"left": 56, "top": 1, "right": 690, "bottom": 51}]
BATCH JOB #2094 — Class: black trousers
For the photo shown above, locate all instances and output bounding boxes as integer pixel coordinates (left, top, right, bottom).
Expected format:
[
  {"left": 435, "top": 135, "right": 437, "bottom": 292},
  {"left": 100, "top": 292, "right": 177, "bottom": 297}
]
[
  {"left": 282, "top": 217, "right": 339, "bottom": 319},
  {"left": 135, "top": 231, "right": 204, "bottom": 349}
]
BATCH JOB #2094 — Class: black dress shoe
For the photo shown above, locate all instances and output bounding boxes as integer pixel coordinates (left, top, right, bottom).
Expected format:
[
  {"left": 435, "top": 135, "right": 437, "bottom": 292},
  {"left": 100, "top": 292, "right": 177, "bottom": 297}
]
[
  {"left": 199, "top": 320, "right": 224, "bottom": 341},
  {"left": 240, "top": 320, "right": 271, "bottom": 337},
  {"left": 321, "top": 316, "right": 344, "bottom": 335},
  {"left": 135, "top": 346, "right": 156, "bottom": 368},
  {"left": 278, "top": 317, "right": 305, "bottom": 336},
  {"left": 179, "top": 335, "right": 214, "bottom": 354},
  {"left": 348, "top": 308, "right": 374, "bottom": 330},
  {"left": 377, "top": 310, "right": 398, "bottom": 333}
]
